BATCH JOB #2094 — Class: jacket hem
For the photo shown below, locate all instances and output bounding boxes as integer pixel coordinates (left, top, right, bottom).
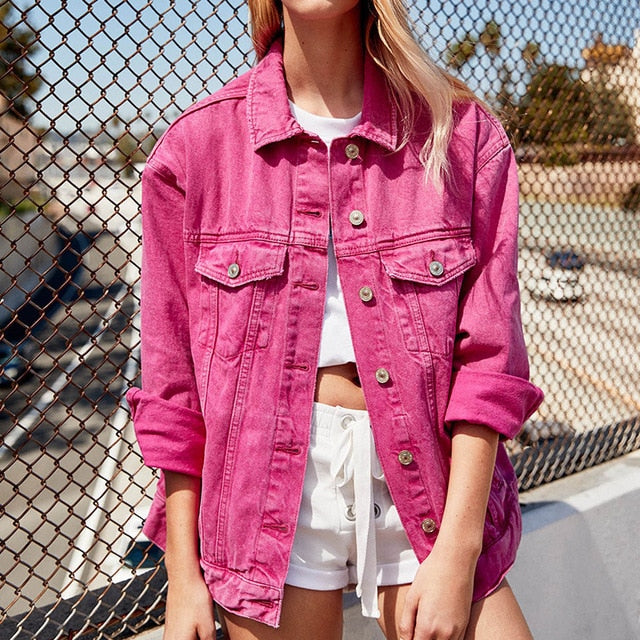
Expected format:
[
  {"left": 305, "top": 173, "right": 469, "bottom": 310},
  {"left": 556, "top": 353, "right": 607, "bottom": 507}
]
[
  {"left": 201, "top": 560, "right": 284, "bottom": 628},
  {"left": 471, "top": 496, "right": 522, "bottom": 601}
]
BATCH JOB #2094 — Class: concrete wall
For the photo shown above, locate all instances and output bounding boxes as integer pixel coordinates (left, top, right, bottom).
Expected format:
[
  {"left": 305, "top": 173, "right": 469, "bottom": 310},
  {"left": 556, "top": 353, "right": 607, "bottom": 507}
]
[
  {"left": 511, "top": 450, "right": 640, "bottom": 640},
  {"left": 342, "top": 451, "right": 640, "bottom": 639},
  {"left": 518, "top": 161, "right": 640, "bottom": 204}
]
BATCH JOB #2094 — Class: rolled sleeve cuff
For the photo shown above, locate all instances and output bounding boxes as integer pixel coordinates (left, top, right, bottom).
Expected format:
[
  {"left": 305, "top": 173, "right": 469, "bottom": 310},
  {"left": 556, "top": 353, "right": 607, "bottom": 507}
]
[
  {"left": 445, "top": 369, "right": 544, "bottom": 440},
  {"left": 126, "top": 387, "right": 206, "bottom": 476}
]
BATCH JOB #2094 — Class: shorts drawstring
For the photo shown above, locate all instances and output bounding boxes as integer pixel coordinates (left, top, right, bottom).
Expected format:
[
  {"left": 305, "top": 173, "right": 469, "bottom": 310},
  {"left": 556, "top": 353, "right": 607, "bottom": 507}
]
[
  {"left": 330, "top": 411, "right": 383, "bottom": 618},
  {"left": 286, "top": 403, "right": 420, "bottom": 617}
]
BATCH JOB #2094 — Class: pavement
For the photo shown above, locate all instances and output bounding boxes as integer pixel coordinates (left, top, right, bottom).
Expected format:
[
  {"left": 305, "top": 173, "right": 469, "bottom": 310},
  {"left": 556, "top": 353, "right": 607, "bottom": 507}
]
[{"left": 518, "top": 200, "right": 640, "bottom": 435}]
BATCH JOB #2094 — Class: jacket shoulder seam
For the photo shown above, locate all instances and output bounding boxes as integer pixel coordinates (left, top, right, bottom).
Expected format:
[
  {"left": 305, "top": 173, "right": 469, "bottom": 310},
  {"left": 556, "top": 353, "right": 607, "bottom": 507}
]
[
  {"left": 472, "top": 104, "right": 511, "bottom": 172},
  {"left": 476, "top": 140, "right": 511, "bottom": 173},
  {"left": 145, "top": 71, "right": 252, "bottom": 168}
]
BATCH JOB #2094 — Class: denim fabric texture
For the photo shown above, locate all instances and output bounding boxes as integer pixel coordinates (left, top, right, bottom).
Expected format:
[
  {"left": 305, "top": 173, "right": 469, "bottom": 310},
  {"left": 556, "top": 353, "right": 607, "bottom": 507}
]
[{"left": 126, "top": 39, "right": 544, "bottom": 627}]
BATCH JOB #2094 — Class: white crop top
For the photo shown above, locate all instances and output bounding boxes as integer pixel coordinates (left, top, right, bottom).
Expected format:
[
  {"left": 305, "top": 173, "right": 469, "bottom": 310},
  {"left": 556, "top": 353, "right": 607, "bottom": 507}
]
[{"left": 289, "top": 101, "right": 362, "bottom": 367}]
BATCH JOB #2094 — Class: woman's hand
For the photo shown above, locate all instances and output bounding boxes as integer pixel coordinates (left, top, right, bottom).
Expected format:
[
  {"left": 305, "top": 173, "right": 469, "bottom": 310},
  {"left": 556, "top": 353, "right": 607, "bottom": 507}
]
[
  {"left": 396, "top": 422, "right": 499, "bottom": 639},
  {"left": 398, "top": 542, "right": 477, "bottom": 640},
  {"left": 163, "top": 471, "right": 216, "bottom": 639},
  {"left": 163, "top": 571, "right": 217, "bottom": 640}
]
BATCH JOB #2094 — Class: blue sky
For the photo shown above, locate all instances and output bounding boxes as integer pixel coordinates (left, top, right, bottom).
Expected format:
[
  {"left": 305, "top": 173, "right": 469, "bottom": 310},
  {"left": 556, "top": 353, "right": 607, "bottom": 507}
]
[{"left": 11, "top": 0, "right": 640, "bottom": 134}]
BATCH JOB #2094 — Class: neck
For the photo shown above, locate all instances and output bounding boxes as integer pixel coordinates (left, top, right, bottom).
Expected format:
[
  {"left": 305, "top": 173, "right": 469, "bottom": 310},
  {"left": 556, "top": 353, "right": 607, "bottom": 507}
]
[{"left": 282, "top": 7, "right": 364, "bottom": 118}]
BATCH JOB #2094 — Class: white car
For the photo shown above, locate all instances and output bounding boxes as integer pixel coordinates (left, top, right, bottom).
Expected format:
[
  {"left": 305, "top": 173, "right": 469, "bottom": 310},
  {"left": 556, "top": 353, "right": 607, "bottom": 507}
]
[{"left": 531, "top": 251, "right": 585, "bottom": 302}]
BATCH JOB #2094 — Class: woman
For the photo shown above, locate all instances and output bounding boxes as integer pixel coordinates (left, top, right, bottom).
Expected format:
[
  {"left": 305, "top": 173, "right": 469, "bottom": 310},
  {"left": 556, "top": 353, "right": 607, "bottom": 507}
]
[{"left": 126, "top": 0, "right": 544, "bottom": 638}]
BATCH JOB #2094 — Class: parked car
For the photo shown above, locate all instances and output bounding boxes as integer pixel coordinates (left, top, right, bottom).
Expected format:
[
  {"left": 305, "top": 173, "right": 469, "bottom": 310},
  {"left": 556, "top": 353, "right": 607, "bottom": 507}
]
[{"left": 531, "top": 250, "right": 585, "bottom": 302}]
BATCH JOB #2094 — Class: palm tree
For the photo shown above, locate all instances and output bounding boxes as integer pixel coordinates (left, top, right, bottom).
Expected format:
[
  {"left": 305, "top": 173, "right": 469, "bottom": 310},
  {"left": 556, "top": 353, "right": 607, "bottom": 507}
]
[{"left": 0, "top": 3, "right": 42, "bottom": 119}]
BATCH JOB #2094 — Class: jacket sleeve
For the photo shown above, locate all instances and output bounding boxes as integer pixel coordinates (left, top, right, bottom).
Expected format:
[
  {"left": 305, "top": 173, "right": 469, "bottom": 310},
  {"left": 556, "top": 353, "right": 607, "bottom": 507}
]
[
  {"left": 444, "top": 140, "right": 543, "bottom": 439},
  {"left": 126, "top": 132, "right": 205, "bottom": 477}
]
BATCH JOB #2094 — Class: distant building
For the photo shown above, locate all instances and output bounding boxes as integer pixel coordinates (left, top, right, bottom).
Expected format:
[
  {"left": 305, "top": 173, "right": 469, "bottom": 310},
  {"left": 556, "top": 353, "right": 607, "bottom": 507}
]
[
  {"left": 581, "top": 30, "right": 640, "bottom": 144},
  {"left": 0, "top": 95, "right": 41, "bottom": 204}
]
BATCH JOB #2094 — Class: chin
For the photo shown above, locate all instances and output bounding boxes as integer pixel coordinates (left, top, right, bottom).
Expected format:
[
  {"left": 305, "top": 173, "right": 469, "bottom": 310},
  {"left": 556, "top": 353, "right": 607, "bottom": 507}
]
[{"left": 282, "top": 0, "right": 362, "bottom": 23}]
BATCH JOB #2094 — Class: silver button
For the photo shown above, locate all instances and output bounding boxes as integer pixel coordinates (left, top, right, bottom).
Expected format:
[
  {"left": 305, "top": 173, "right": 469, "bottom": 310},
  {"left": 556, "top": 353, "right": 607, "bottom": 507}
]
[
  {"left": 349, "top": 209, "right": 365, "bottom": 226},
  {"left": 341, "top": 414, "right": 355, "bottom": 429},
  {"left": 345, "top": 143, "right": 360, "bottom": 159},
  {"left": 398, "top": 450, "right": 413, "bottom": 465},
  {"left": 227, "top": 262, "right": 240, "bottom": 278},
  {"left": 359, "top": 286, "right": 373, "bottom": 302},
  {"left": 375, "top": 367, "right": 390, "bottom": 384},
  {"left": 429, "top": 260, "right": 444, "bottom": 277},
  {"left": 421, "top": 518, "right": 438, "bottom": 534}
]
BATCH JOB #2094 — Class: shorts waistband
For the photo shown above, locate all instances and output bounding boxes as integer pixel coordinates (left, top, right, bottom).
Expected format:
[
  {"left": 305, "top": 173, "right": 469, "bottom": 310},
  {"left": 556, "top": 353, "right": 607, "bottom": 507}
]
[{"left": 312, "top": 402, "right": 369, "bottom": 434}]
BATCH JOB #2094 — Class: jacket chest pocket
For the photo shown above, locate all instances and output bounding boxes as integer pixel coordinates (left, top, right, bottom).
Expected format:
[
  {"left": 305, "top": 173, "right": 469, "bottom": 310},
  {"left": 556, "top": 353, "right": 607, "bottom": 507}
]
[
  {"left": 380, "top": 235, "right": 476, "bottom": 356},
  {"left": 194, "top": 240, "right": 287, "bottom": 359}
]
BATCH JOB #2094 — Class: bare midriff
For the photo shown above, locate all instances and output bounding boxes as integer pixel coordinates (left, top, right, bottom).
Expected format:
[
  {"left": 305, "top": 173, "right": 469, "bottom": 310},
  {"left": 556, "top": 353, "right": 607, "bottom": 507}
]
[{"left": 315, "top": 362, "right": 366, "bottom": 410}]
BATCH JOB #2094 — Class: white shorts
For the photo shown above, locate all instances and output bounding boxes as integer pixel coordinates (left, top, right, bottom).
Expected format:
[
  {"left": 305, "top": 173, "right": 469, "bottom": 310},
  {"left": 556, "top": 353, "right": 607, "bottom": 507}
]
[{"left": 285, "top": 403, "right": 420, "bottom": 618}]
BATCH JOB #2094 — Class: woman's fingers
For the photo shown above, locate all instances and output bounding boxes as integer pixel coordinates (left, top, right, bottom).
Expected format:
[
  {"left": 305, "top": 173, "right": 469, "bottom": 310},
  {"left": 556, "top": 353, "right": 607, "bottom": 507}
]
[
  {"left": 398, "top": 588, "right": 418, "bottom": 640},
  {"left": 163, "top": 575, "right": 216, "bottom": 640}
]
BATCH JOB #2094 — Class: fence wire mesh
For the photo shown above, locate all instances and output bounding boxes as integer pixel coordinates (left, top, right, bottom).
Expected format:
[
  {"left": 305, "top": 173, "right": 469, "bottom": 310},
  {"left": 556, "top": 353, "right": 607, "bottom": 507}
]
[{"left": 1, "top": 0, "right": 639, "bottom": 637}]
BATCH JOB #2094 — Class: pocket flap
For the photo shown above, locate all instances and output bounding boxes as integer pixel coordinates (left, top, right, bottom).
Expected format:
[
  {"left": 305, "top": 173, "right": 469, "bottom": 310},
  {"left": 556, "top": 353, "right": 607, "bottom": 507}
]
[
  {"left": 195, "top": 240, "right": 287, "bottom": 287},
  {"left": 380, "top": 235, "right": 476, "bottom": 286}
]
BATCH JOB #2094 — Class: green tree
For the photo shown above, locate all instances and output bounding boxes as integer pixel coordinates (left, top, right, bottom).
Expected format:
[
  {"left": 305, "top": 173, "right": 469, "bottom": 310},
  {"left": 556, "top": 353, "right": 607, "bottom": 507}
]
[
  {"left": 494, "top": 40, "right": 539, "bottom": 115},
  {"left": 445, "top": 19, "right": 538, "bottom": 110},
  {"left": 516, "top": 64, "right": 590, "bottom": 146},
  {"left": 446, "top": 20, "right": 503, "bottom": 70},
  {"left": 479, "top": 20, "right": 501, "bottom": 56},
  {"left": 514, "top": 64, "right": 634, "bottom": 148},
  {"left": 445, "top": 32, "right": 477, "bottom": 70},
  {"left": 522, "top": 41, "right": 541, "bottom": 67},
  {"left": 584, "top": 81, "right": 635, "bottom": 145},
  {"left": 0, "top": 2, "right": 42, "bottom": 118},
  {"left": 445, "top": 20, "right": 635, "bottom": 157}
]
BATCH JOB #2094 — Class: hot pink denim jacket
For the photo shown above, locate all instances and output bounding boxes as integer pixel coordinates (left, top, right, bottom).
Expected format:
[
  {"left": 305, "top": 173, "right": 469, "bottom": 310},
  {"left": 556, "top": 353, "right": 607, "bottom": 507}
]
[{"left": 126, "top": 40, "right": 543, "bottom": 627}]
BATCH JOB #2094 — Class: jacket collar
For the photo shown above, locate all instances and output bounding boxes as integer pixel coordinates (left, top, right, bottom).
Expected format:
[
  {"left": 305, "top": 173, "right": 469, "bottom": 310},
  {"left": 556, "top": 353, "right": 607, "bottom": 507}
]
[{"left": 247, "top": 38, "right": 398, "bottom": 152}]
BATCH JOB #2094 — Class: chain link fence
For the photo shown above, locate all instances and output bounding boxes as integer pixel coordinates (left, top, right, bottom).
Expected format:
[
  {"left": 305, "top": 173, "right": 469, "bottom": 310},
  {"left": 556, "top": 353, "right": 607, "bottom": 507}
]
[{"left": 1, "top": 0, "right": 639, "bottom": 637}]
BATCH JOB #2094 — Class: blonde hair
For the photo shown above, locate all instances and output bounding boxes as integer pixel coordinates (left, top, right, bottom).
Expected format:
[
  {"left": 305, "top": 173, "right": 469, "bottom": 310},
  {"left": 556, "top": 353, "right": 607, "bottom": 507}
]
[{"left": 248, "top": 0, "right": 478, "bottom": 187}]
